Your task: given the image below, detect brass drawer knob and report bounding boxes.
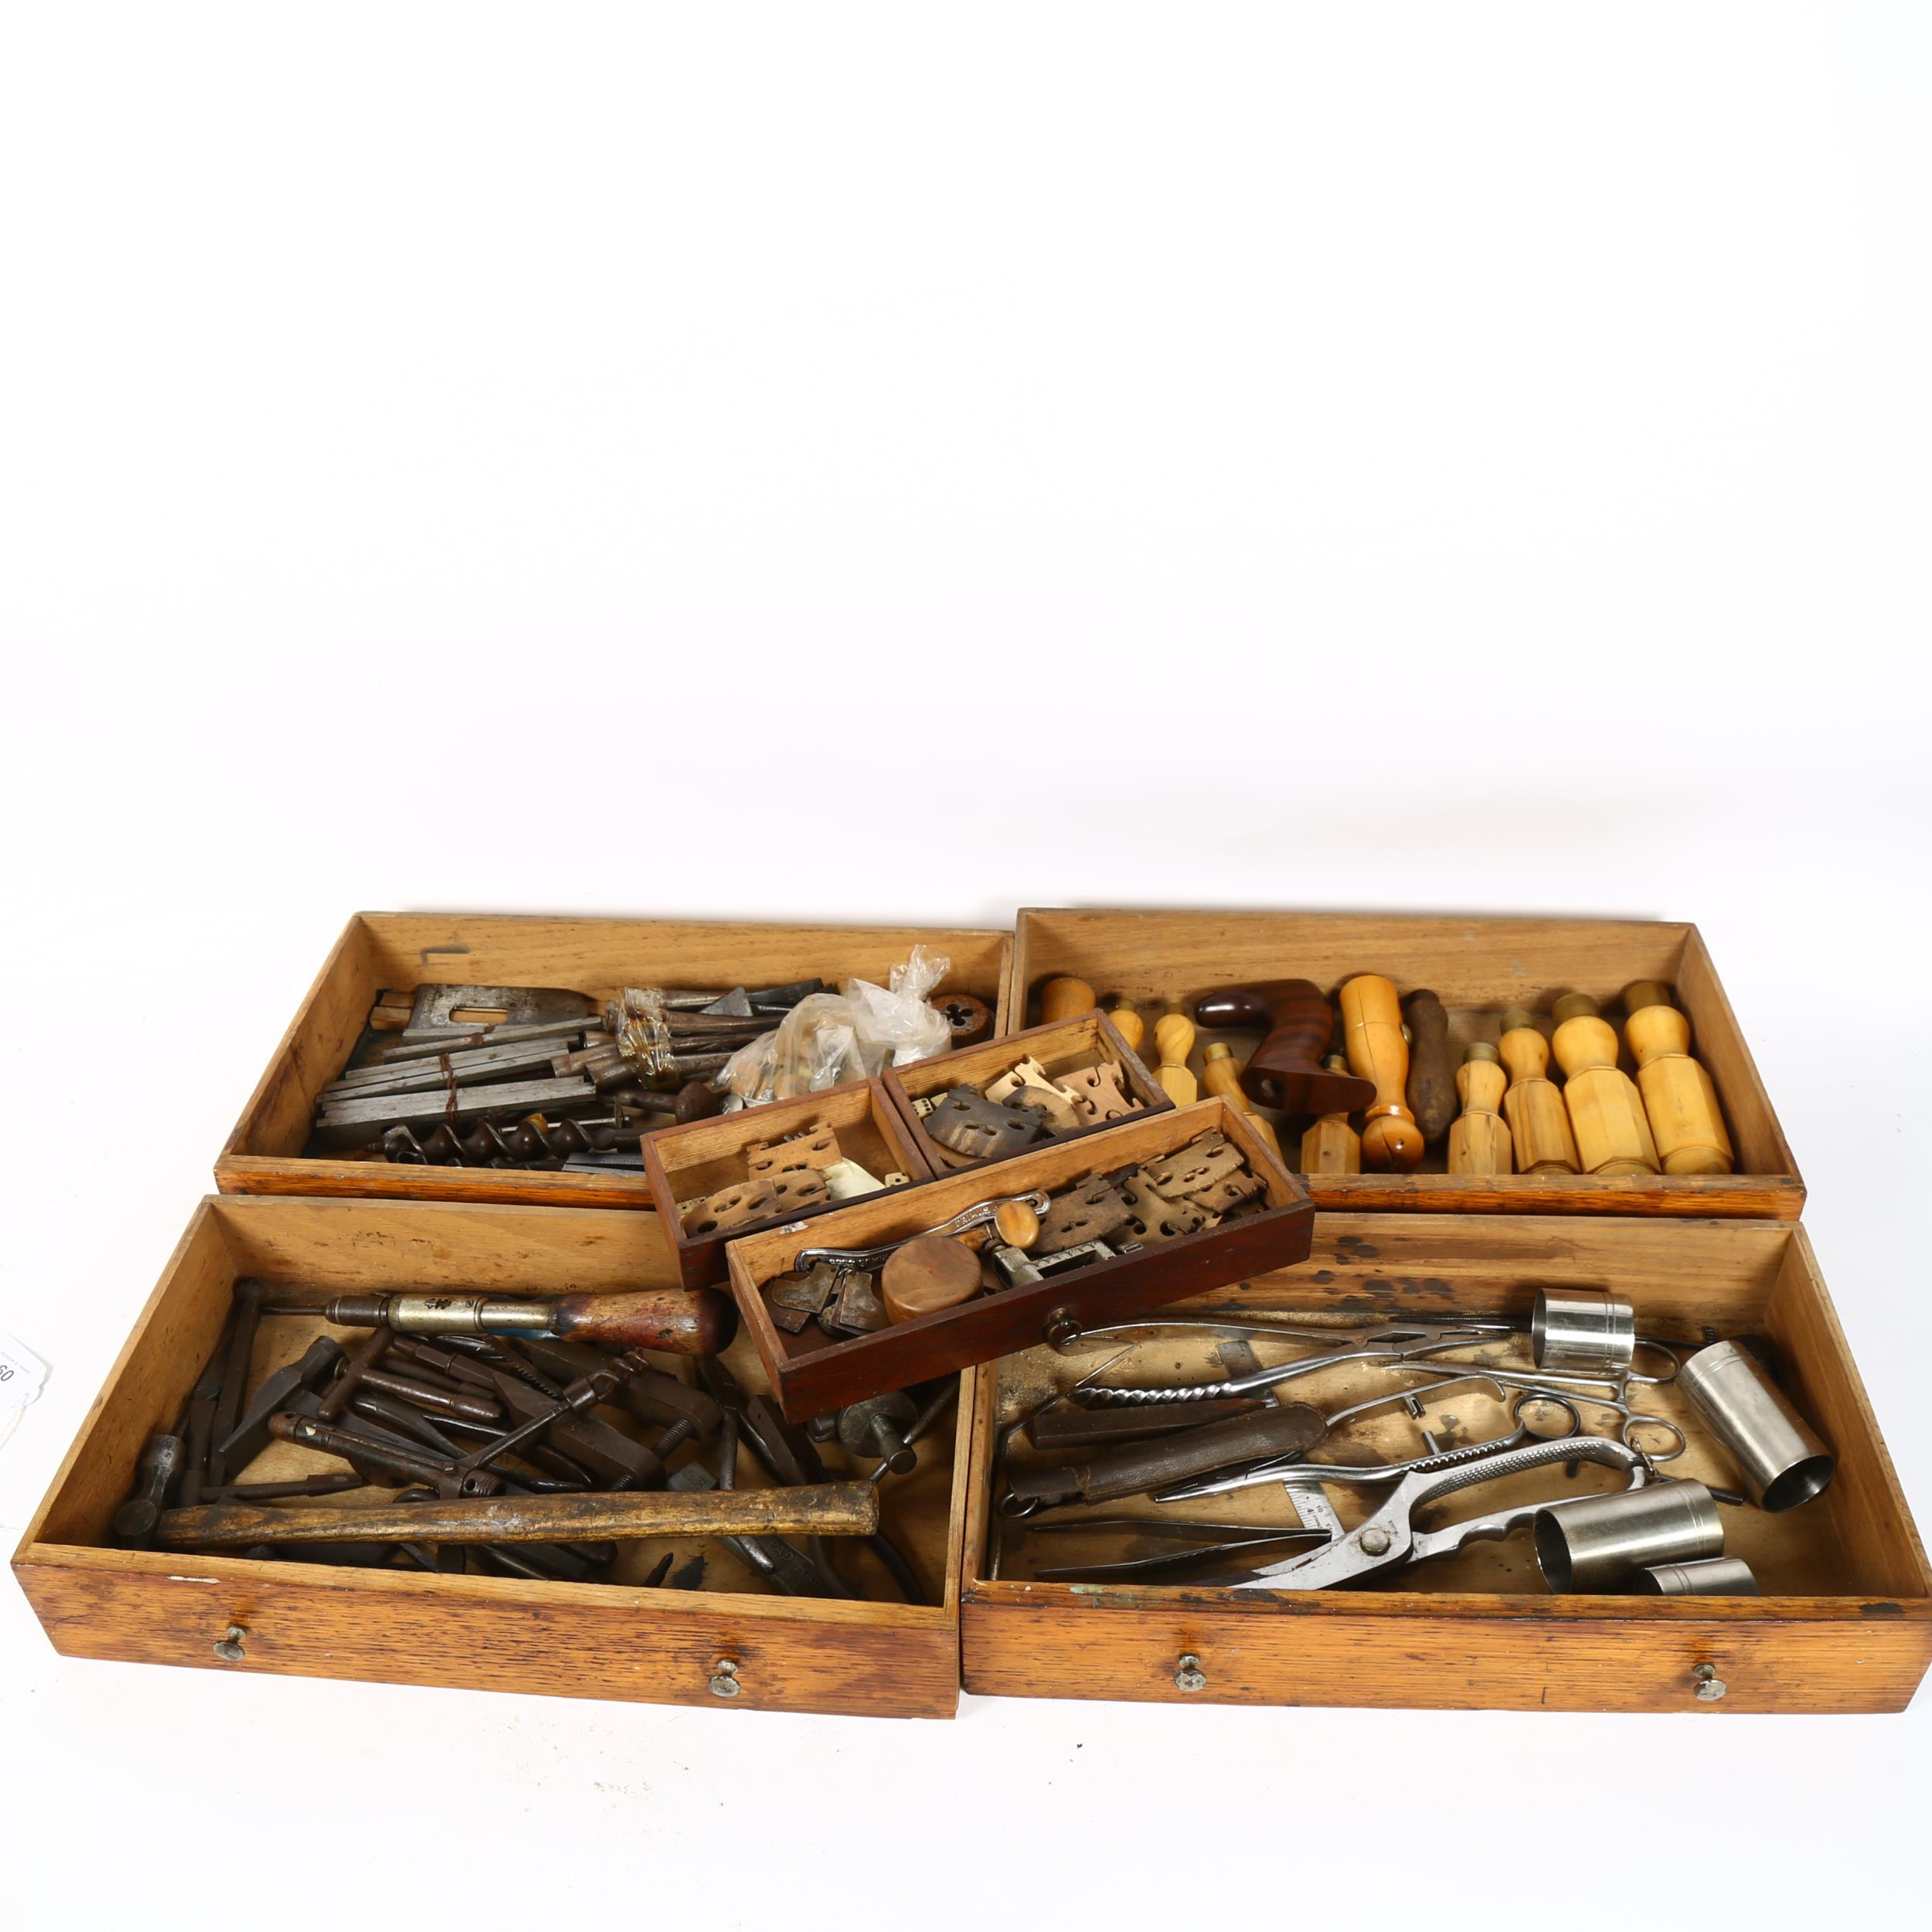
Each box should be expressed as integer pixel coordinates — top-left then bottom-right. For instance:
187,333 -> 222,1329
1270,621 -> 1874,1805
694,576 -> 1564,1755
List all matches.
1173,1653 -> 1207,1693
213,1623 -> 247,1664
1692,1662 -> 1728,1703
709,1657 -> 742,1699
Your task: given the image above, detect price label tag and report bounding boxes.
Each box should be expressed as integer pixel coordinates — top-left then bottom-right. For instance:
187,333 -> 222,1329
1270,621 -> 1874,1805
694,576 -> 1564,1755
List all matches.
0,1332 -> 49,1452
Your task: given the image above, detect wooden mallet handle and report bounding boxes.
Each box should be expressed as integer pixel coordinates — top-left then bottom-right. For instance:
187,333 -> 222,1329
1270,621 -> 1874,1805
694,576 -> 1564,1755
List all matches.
158,1483 -> 881,1548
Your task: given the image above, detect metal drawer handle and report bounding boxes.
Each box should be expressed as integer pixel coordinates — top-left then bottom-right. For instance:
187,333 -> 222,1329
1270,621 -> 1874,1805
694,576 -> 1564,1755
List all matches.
213,1623 -> 247,1664
709,1657 -> 742,1699
1173,1652 -> 1207,1693
1692,1662 -> 1727,1703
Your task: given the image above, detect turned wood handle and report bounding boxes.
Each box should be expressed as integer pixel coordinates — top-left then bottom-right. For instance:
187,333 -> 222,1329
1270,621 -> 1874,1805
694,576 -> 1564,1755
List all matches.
1339,975 -> 1423,1170
158,1482 -> 881,1547
1403,989 -> 1458,1144
1039,976 -> 1097,1022
1193,981 -> 1374,1117
551,1290 -> 736,1355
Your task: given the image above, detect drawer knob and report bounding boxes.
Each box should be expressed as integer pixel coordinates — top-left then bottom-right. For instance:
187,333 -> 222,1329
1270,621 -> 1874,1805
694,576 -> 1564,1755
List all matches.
708,1658 -> 743,1699
1173,1653 -> 1208,1693
1692,1662 -> 1728,1703
213,1623 -> 247,1664
1043,1308 -> 1083,1349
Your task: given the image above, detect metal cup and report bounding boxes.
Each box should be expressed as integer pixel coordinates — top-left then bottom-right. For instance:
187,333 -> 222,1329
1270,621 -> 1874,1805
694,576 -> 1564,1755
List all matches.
1677,1339 -> 1835,1512
1534,1480 -> 1724,1591
1531,1287 -> 1635,1372
1638,1557 -> 1760,1597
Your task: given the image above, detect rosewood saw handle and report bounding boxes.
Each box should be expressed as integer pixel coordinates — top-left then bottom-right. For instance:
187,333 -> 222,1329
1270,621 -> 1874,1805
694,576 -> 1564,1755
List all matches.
1192,981 -> 1375,1117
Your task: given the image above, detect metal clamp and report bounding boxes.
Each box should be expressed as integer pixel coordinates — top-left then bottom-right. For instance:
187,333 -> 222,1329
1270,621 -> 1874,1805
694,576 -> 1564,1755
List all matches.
213,1622 -> 247,1663
1173,1653 -> 1208,1692
709,1657 -> 743,1698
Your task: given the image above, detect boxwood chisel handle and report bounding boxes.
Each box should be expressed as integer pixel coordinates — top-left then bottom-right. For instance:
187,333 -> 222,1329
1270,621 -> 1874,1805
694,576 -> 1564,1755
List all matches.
157,1482 -> 882,1548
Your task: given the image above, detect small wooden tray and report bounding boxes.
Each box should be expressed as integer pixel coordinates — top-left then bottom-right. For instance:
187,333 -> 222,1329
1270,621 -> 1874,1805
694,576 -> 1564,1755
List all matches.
14,1195 -> 972,1719
961,1213 -> 1931,1715
214,912 -> 1012,1213
883,1012 -> 1170,1175
1012,907 -> 1802,1217
726,1097 -> 1315,1423
643,1078 -> 938,1291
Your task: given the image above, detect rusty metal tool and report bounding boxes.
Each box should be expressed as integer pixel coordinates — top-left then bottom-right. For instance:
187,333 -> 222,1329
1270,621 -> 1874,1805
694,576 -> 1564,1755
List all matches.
201,1472 -> 366,1503
268,1412 -> 506,1497
157,1484 -> 885,1551
1028,1517 -> 1328,1581
510,1336 -> 722,1439
316,1325 -> 393,1423
216,1336 -> 347,1474
205,1280 -> 264,1488
1002,1401 -> 1327,1514
112,1434 -> 187,1549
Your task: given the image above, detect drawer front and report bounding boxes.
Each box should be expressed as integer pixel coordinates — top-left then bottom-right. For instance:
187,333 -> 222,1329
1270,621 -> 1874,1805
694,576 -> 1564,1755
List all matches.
19,1557 -> 959,1719
960,1596 -> 1932,1715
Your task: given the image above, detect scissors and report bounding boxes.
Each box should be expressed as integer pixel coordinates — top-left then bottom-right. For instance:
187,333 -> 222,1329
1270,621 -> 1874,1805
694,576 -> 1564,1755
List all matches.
1222,1434 -> 1652,1591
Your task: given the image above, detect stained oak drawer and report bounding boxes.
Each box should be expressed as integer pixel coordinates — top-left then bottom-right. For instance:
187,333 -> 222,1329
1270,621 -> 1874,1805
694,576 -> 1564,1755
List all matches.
215,912 -> 1012,1213
14,1195 -> 972,1719
961,1214 -> 1931,1715
1012,908 -> 1800,1217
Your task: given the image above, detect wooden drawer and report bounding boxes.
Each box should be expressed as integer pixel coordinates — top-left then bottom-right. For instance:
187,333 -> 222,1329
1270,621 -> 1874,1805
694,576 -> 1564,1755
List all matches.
643,1078 -> 939,1290
13,1195 -> 971,1719
729,1097 -> 1314,1423
1012,908 -> 1800,1216
883,1013 -> 1171,1175
215,912 -> 1012,1213
961,1215 -> 1931,1714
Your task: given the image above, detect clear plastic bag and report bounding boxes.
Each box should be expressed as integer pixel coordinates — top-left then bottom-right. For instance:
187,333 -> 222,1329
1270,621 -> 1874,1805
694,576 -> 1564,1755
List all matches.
716,945 -> 954,1106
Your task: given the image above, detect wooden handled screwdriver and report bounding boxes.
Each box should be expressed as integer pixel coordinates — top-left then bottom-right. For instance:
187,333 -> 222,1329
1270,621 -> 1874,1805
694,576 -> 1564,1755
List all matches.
281,1289 -> 737,1358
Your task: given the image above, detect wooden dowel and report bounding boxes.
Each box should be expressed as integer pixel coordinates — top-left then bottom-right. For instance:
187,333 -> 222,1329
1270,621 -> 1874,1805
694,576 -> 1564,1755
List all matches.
158,1482 -> 880,1549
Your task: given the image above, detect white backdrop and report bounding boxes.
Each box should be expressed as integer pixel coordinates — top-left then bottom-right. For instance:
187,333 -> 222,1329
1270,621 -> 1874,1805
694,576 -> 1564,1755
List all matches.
3,5 -> 1927,1924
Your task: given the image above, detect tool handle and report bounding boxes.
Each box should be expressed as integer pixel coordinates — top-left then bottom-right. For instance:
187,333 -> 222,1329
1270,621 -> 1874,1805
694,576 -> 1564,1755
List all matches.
158,1481 -> 881,1548
549,1290 -> 736,1355
1410,1433 -> 1644,1509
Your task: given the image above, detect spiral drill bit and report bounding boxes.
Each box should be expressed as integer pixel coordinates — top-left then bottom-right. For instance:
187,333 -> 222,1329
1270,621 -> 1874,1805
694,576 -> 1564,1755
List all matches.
383,1113 -> 658,1168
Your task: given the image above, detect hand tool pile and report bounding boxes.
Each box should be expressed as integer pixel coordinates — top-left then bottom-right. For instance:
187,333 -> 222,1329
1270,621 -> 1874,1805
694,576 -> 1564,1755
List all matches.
992,1287 -> 1835,1595
1097,974 -> 1735,1179
679,1122 -> 914,1238
113,1277 -> 956,1601
309,979 -> 828,1169
762,1129 -> 1271,1337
